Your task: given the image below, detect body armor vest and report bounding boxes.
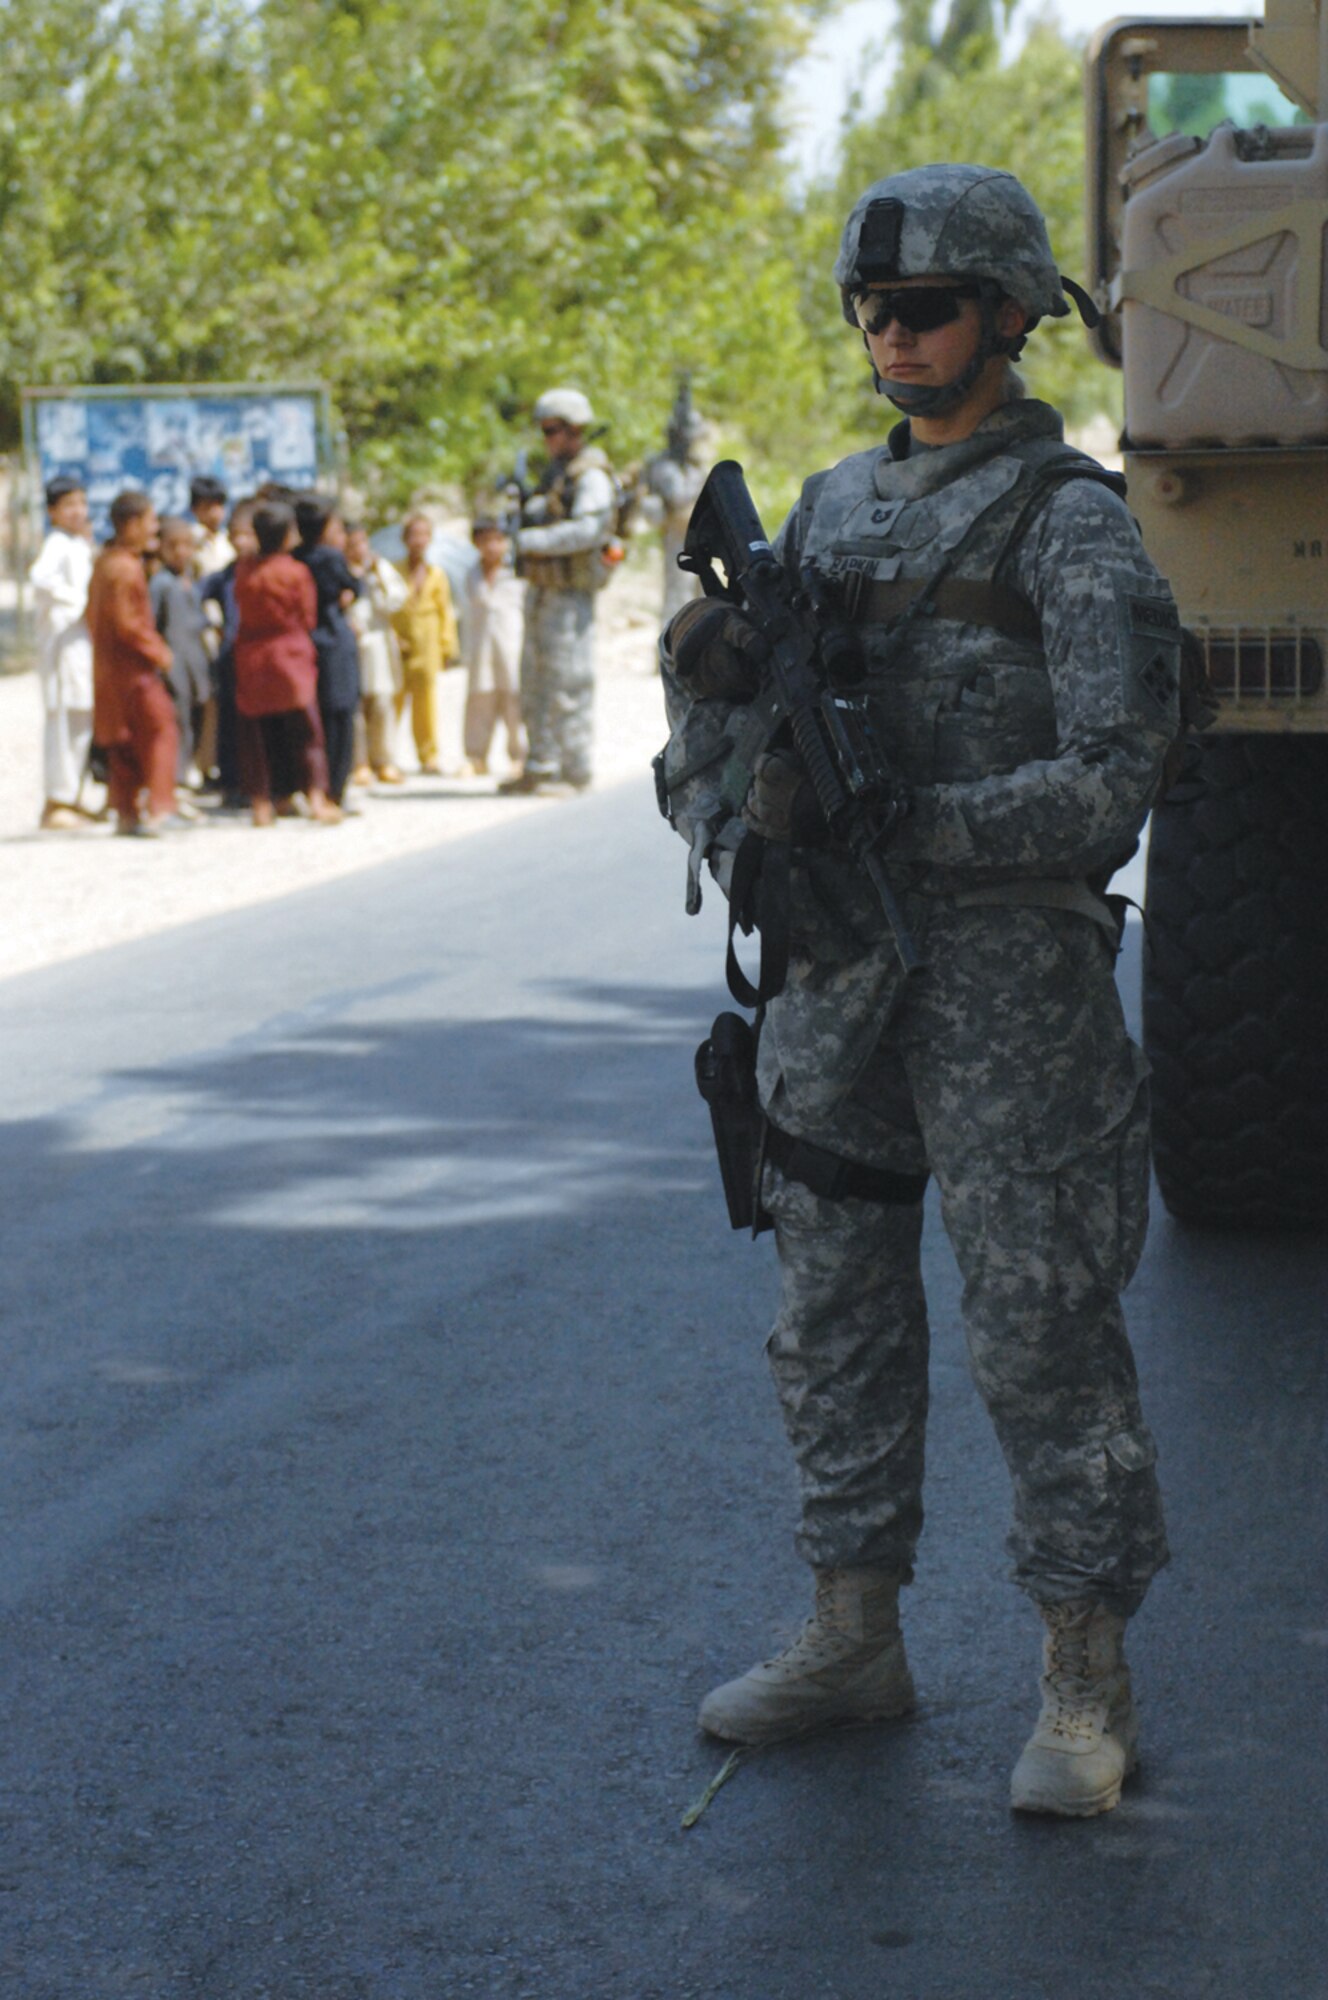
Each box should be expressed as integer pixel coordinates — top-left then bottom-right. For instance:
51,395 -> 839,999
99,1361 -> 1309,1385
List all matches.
522,445 -> 616,593
793,409 -> 1123,797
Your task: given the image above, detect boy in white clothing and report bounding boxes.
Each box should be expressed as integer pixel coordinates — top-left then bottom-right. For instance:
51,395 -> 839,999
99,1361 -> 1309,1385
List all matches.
28,478 -> 96,829
346,522 -> 409,783
190,476 -> 235,579
462,517 -> 526,777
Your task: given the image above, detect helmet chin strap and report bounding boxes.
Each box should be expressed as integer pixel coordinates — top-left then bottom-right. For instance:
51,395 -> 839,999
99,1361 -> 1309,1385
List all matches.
875,351 -> 986,417
867,289 -> 1019,419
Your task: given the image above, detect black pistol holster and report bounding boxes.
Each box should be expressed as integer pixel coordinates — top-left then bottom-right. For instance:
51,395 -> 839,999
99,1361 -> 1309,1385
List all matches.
694,1012 -> 772,1236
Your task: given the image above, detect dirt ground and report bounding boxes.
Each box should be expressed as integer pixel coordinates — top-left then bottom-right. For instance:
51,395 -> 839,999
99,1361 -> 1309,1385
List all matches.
0,554 -> 673,984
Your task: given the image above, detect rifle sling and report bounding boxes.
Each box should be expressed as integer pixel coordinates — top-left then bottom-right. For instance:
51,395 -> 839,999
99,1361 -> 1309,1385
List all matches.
849,575 -> 1041,646
726,833 -> 790,1009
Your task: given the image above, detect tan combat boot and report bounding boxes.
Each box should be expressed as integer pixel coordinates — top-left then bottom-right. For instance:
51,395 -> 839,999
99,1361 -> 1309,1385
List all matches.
1010,1599 -> 1139,1817
698,1568 -> 915,1746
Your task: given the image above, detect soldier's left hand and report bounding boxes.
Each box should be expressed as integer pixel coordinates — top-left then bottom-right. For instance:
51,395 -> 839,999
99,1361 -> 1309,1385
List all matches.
743,749 -> 830,846
666,599 -> 768,701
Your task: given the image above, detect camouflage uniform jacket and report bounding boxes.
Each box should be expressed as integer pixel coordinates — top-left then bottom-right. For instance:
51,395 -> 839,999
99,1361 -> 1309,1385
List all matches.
660,395 -> 1182,1125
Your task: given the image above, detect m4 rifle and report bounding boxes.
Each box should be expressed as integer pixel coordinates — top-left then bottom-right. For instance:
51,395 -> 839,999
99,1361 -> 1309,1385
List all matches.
679,458 -> 920,976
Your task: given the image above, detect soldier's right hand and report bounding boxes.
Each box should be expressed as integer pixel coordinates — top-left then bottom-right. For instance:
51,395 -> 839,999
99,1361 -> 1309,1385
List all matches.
742,749 -> 831,847
665,599 -> 768,702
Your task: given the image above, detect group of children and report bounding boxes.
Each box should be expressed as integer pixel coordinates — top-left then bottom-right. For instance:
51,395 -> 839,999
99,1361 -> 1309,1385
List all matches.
29,475 -> 528,836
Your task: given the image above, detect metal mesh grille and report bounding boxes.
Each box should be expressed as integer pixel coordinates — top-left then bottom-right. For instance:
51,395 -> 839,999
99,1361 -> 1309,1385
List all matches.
1198,627 -> 1325,704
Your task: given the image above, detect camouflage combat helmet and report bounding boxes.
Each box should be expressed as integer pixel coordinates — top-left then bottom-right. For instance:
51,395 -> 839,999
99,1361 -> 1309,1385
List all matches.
835,165 -> 1097,416
834,164 -> 1079,323
534,386 -> 595,428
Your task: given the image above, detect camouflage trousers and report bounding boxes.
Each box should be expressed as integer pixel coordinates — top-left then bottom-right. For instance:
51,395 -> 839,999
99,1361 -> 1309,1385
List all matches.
520,586 -> 595,785
759,901 -> 1170,1616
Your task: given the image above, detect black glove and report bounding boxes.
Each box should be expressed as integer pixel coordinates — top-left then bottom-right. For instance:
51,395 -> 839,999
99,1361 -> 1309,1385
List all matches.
742,749 -> 831,847
666,599 -> 768,702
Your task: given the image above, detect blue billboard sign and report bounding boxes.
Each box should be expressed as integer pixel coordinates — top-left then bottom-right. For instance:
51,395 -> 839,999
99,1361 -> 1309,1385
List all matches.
21,383 -> 334,540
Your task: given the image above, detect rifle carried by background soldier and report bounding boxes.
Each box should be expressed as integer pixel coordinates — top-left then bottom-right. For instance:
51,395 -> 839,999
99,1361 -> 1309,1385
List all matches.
665,373 -> 697,465
499,447 -> 531,578
641,373 -> 710,622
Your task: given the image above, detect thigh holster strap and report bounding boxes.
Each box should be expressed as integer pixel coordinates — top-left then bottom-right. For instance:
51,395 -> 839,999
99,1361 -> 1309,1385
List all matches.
764,1121 -> 929,1206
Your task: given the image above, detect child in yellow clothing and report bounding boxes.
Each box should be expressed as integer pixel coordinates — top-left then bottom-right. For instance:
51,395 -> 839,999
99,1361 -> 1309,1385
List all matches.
391,514 -> 459,774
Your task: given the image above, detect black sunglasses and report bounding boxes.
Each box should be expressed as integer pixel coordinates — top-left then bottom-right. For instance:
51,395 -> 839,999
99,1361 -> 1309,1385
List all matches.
852,284 -> 981,336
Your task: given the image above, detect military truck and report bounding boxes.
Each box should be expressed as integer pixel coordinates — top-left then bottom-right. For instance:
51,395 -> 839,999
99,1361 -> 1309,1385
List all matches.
1086,0 -> 1328,1227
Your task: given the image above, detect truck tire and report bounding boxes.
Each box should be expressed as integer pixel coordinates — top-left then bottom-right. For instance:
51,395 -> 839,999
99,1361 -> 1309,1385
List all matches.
1142,735 -> 1328,1229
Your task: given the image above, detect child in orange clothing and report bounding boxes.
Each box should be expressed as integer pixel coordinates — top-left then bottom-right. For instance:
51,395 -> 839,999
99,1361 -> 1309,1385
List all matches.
87,490 -> 180,836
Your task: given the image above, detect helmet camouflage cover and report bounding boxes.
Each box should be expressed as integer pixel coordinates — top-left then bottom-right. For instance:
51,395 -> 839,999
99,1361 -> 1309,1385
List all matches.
834,164 -> 1072,326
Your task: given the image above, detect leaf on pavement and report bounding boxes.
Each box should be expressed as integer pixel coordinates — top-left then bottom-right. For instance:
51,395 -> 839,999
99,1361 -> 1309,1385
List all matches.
680,1749 -> 744,1830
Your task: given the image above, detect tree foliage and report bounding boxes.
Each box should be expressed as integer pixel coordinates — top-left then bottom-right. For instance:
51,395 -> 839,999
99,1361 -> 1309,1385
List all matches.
0,0 -> 1115,510
0,0 -> 832,504
802,10 -> 1119,441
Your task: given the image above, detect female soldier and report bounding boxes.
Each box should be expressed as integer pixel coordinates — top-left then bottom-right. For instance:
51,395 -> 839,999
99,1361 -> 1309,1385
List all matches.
659,166 -> 1179,1818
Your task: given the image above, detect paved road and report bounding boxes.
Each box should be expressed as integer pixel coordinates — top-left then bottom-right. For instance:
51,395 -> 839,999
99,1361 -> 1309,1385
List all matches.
1,781 -> 1324,1999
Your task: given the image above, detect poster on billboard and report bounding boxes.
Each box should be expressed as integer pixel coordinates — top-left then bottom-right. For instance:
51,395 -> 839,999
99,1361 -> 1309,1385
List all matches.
21,383 -> 335,541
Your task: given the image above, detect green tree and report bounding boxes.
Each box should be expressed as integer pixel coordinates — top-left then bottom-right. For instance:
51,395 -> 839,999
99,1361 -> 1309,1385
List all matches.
0,0 -> 835,507
800,15 -> 1119,450
2,0 -> 1119,513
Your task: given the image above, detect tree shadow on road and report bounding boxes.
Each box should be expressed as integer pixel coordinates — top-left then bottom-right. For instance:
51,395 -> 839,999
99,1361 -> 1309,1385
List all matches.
0,974 -> 1325,1998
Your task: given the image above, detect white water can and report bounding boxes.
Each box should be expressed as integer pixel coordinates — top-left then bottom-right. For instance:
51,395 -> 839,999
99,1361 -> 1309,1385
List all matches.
1118,121 -> 1328,446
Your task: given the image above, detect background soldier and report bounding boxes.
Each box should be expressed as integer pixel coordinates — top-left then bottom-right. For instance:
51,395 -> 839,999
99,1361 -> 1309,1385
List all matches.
499,387 -> 616,796
658,165 -> 1178,1818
